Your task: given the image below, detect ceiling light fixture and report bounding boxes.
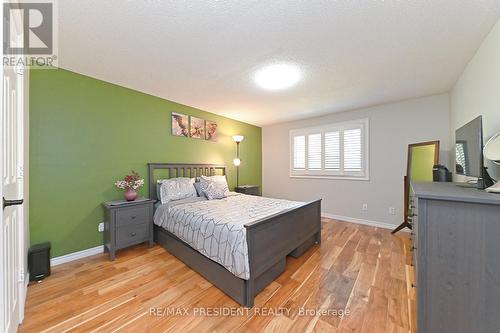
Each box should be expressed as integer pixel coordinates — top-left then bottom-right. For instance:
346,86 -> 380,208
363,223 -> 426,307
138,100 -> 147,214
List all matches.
253,63 -> 302,91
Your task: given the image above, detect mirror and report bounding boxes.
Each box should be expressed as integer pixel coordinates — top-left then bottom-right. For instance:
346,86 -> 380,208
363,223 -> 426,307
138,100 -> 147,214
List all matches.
392,140 -> 440,234
408,142 -> 440,182
484,132 -> 500,166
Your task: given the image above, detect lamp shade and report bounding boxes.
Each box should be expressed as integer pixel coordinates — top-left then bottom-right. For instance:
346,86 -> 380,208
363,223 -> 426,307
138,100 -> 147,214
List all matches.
233,158 -> 241,166
232,135 -> 244,143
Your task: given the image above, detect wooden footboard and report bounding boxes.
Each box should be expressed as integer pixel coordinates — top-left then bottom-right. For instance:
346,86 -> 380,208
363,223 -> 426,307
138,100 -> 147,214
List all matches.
244,199 -> 322,306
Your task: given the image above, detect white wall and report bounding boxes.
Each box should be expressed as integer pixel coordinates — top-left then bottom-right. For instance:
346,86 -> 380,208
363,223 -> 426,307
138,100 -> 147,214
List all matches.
450,19 -> 500,180
262,94 -> 450,227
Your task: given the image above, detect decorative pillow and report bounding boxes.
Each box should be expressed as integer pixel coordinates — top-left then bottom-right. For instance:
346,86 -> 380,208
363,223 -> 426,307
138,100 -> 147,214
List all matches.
193,182 -> 206,198
158,177 -> 196,204
199,175 -> 229,200
203,182 -> 227,200
199,175 -> 229,191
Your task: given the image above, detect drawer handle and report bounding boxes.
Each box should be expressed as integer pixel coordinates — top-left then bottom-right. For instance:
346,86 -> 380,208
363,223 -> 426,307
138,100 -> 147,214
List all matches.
410,246 -> 417,251
130,232 -> 137,237
131,216 -> 137,220
412,283 -> 417,288
410,213 -> 417,217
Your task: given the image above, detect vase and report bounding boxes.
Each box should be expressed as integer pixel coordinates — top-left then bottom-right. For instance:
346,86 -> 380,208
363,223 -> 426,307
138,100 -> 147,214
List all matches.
124,188 -> 138,201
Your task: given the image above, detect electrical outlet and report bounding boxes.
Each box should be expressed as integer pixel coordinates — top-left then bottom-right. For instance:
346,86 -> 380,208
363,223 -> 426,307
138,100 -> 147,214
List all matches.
362,203 -> 368,211
98,222 -> 104,232
389,207 -> 396,215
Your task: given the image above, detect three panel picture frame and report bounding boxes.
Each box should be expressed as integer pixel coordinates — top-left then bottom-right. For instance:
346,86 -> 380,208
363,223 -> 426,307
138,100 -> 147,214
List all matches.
171,112 -> 218,142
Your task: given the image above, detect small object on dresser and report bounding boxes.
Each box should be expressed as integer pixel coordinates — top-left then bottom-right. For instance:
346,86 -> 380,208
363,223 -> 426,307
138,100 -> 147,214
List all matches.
103,199 -> 155,261
432,164 -> 452,182
114,170 -> 145,201
28,242 -> 51,282
235,185 -> 260,196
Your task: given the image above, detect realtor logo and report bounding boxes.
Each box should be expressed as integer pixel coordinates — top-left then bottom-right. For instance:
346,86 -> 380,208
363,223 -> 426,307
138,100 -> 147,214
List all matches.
3,0 -> 58,68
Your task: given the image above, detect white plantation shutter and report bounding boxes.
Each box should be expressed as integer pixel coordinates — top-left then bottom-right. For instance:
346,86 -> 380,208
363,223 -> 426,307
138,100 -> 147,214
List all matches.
455,143 -> 467,174
290,119 -> 368,179
343,128 -> 362,171
293,135 -> 306,169
324,131 -> 340,170
308,133 -> 322,169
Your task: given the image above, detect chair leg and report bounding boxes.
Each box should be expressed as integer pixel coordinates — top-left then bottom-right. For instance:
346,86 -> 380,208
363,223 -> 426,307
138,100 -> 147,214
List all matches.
391,221 -> 412,234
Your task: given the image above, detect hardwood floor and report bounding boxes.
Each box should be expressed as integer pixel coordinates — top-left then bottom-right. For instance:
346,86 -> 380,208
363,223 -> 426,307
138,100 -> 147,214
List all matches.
19,218 -> 414,333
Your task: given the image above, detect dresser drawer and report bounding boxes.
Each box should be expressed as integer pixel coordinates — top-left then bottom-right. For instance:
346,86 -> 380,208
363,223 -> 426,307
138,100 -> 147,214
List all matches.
411,215 -> 418,247
412,247 -> 417,272
115,206 -> 149,227
409,197 -> 418,244
116,223 -> 149,248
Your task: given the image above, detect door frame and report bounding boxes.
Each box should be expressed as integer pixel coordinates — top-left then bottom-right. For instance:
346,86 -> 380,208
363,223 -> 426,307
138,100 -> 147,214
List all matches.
1,1 -> 29,328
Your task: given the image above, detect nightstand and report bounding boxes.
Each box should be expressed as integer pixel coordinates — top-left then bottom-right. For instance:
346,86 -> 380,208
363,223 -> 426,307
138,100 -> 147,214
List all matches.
103,198 -> 155,261
235,185 -> 260,196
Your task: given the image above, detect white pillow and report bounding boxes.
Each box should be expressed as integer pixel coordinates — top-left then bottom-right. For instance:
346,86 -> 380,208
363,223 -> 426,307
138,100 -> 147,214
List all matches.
159,177 -> 196,204
203,182 -> 226,200
199,175 -> 228,189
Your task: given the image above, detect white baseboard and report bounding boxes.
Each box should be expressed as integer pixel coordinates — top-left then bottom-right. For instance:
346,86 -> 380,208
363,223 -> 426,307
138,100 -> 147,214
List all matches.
50,214 -> 401,267
51,245 -> 104,267
19,272 -> 29,323
321,212 -> 403,231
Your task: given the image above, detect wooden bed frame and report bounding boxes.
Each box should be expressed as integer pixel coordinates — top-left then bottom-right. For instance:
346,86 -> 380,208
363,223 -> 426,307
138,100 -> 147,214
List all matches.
148,163 -> 321,307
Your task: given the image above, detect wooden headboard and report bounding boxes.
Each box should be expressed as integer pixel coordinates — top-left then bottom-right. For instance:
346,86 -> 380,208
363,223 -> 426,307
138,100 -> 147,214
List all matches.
148,163 -> 226,201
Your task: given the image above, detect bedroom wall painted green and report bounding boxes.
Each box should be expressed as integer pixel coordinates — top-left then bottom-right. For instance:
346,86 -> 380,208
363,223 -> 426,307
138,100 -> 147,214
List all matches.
30,68 -> 262,257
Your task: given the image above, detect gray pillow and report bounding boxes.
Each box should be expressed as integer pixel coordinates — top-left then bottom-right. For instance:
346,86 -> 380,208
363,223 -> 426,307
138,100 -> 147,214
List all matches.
193,182 -> 206,198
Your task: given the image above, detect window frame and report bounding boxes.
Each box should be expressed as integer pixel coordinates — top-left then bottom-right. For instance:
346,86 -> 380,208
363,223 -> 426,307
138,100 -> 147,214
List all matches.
289,118 -> 370,180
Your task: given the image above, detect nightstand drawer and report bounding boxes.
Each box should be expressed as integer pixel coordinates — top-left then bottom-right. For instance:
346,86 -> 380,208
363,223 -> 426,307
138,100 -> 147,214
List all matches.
115,206 -> 149,227
116,224 -> 148,248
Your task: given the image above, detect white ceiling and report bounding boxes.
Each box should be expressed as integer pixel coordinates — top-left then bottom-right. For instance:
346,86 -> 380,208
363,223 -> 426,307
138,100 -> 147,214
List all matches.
58,1 -> 500,126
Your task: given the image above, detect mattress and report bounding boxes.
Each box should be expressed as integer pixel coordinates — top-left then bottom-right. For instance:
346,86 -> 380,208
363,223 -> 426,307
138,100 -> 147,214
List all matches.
153,193 -> 302,280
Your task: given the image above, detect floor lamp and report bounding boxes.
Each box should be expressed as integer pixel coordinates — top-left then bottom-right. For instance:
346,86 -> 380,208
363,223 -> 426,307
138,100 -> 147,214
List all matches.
232,135 -> 244,187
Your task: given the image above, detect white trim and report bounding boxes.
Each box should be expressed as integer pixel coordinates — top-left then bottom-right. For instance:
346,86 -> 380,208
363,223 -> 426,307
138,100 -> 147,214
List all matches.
50,245 -> 104,267
290,175 -> 370,181
322,212 -> 407,231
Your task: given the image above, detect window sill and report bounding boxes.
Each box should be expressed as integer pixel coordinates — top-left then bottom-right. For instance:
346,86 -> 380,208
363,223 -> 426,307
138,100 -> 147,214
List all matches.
289,174 -> 370,181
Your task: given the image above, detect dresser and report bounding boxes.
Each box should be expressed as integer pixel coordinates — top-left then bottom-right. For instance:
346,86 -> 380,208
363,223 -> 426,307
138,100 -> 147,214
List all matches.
103,199 -> 155,260
410,182 -> 500,333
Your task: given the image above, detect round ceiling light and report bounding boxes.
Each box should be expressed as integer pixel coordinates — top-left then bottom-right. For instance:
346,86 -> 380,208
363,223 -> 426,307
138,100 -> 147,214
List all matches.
253,63 -> 302,91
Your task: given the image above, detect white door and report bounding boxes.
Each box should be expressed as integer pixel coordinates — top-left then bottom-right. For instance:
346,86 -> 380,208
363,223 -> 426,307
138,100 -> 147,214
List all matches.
1,5 -> 26,333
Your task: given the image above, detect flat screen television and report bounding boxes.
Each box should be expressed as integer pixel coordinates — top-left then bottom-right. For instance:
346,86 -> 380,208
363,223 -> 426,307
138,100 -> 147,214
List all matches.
455,116 -> 493,189
455,116 -> 484,178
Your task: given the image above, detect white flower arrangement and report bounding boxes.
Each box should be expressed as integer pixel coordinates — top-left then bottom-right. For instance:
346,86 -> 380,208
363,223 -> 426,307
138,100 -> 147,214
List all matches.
114,171 -> 144,190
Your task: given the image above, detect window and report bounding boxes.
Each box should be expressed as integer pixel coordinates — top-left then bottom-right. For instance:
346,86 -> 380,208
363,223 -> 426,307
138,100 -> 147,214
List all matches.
293,136 -> 306,169
290,118 -> 369,179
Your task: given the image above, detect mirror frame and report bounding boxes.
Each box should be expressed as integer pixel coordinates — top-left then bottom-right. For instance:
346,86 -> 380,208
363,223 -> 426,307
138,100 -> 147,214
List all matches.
484,132 -> 500,166
405,140 -> 440,222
